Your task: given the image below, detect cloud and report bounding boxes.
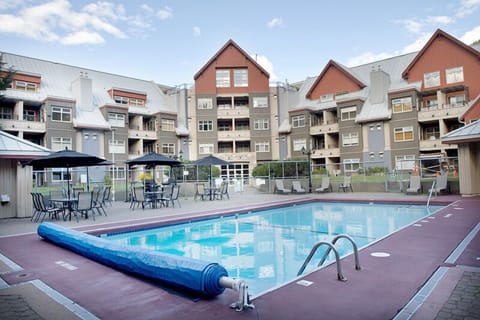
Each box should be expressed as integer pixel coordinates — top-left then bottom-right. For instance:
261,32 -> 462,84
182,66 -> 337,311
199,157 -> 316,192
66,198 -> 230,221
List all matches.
267,17 -> 284,28
425,15 -> 455,25
251,54 -> 277,80
460,25 -> 480,44
61,30 -> 104,45
456,0 -> 480,17
193,26 -> 201,37
156,6 -> 172,20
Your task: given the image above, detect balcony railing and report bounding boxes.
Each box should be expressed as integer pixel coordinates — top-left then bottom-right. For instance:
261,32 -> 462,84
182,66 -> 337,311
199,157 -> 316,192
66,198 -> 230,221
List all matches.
128,129 -> 157,140
310,122 -> 339,135
0,119 -> 46,132
418,102 -> 468,121
217,108 -> 249,118
311,147 -> 340,158
218,130 -> 251,140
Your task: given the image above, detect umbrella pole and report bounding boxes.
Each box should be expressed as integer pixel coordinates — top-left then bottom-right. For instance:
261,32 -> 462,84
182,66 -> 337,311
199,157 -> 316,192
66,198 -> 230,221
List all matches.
86,167 -> 90,191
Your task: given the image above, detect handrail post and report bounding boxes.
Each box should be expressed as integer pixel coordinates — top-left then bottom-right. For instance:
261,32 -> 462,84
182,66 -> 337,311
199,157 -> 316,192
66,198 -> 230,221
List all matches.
297,241 -> 346,281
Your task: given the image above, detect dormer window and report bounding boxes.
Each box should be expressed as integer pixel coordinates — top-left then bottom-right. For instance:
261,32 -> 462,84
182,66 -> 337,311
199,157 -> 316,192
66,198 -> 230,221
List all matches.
114,96 -> 129,104
15,81 -> 37,92
320,94 -> 334,102
109,88 -> 147,107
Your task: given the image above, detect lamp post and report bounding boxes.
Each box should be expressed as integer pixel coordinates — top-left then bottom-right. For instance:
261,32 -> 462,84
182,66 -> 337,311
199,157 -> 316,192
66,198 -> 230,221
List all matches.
301,146 -> 313,193
111,128 -> 116,201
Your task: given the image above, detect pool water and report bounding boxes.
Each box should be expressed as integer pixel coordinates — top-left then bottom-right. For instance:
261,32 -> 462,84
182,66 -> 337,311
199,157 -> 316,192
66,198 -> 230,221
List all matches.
103,202 -> 444,296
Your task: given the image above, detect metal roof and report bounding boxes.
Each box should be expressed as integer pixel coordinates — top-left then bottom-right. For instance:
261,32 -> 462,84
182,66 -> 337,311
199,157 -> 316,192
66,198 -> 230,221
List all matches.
442,120 -> 480,144
0,130 -> 51,159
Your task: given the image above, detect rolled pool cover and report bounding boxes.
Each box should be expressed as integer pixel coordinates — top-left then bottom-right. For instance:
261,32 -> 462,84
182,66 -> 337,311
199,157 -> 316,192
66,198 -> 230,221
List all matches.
37,222 -> 228,297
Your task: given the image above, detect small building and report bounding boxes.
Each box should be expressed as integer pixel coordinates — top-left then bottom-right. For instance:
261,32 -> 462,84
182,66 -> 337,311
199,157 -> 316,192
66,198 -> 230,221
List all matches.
0,130 -> 50,218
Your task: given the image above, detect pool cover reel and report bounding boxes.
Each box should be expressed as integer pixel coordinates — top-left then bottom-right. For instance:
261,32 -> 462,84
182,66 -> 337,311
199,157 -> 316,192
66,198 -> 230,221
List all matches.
37,222 -> 227,297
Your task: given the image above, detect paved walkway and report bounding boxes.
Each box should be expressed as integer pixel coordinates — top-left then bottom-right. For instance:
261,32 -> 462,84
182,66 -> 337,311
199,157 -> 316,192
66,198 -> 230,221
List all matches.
0,187 -> 478,319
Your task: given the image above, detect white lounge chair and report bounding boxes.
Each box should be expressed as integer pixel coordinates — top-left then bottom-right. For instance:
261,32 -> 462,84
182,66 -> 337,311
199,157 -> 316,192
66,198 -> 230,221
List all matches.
275,180 -> 291,194
315,176 -> 331,193
291,181 -> 306,193
406,175 -> 421,194
338,176 -> 353,192
429,174 -> 449,196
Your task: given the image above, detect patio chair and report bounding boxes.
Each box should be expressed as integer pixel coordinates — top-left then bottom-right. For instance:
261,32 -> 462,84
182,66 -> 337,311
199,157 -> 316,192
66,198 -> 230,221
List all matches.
275,180 -> 291,194
315,176 -> 332,193
214,181 -> 230,200
338,176 -> 353,192
92,187 -> 106,216
160,185 -> 181,207
429,174 -> 449,196
33,193 -> 63,222
406,175 -> 422,194
72,191 -> 94,222
131,187 -> 153,210
194,183 -> 210,201
291,181 -> 306,194
72,186 -> 84,199
102,186 -> 112,207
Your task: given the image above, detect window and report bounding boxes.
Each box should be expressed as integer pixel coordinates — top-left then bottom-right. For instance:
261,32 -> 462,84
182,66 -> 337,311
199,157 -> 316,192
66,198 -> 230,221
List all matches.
342,132 -> 359,146
425,127 -> 440,139
341,106 -> 356,121
253,97 -> 268,108
23,110 -> 36,121
448,95 -> 465,107
255,142 -> 270,152
51,137 -> 72,151
254,119 -> 269,130
425,98 -> 438,109
392,97 -> 413,113
15,81 -> 36,92
161,119 -> 175,131
162,143 -> 175,155
293,138 -> 306,151
395,155 -> 415,170
424,71 -> 440,88
198,98 -> 213,109
344,159 -> 360,172
199,143 -> 214,154
108,113 -> 125,127
394,126 -> 414,142
109,166 -> 125,181
130,98 -> 144,106
216,69 -> 230,87
51,106 -> 71,122
234,69 -> 248,87
446,66 -> 464,84
292,115 -> 305,128
113,96 -> 129,104
198,120 -> 213,132
0,107 -> 13,119
320,94 -> 334,102
109,139 -> 125,154
51,169 -> 71,182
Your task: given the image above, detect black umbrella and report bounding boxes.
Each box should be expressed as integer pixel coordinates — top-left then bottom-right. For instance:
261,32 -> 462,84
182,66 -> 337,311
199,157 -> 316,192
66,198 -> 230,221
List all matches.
126,153 -> 181,189
192,155 -> 230,188
27,148 -> 107,203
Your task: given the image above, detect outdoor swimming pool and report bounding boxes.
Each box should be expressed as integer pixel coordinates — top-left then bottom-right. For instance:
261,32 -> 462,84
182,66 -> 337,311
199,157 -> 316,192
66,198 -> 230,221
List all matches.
102,201 -> 444,296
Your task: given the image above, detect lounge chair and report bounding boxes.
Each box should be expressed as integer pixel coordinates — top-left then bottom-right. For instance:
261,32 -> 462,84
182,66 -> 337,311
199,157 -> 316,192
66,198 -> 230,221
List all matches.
338,176 -> 353,192
406,175 -> 421,194
429,174 -> 449,196
291,181 -> 306,193
315,176 -> 332,193
275,180 -> 291,194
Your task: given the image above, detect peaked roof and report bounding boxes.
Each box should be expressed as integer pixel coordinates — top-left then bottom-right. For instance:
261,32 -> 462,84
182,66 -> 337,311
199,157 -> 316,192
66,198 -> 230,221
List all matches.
442,120 -> 480,144
193,39 -> 270,80
402,29 -> 480,79
0,130 -> 50,159
306,60 -> 366,98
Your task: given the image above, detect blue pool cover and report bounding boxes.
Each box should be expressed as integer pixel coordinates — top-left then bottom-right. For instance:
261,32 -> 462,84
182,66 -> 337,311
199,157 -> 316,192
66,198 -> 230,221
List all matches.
37,222 -> 228,297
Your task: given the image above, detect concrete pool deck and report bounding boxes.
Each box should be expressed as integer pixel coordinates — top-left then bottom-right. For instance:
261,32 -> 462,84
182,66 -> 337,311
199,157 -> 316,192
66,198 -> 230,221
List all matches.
0,187 -> 479,319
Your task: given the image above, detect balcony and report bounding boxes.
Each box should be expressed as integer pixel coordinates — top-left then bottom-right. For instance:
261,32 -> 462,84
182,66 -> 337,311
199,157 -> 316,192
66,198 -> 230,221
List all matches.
217,108 -> 249,118
418,103 -> 468,122
311,147 -> 340,158
220,152 -> 256,162
310,122 -> 339,135
218,130 -> 251,140
0,119 -> 46,133
128,129 -> 157,140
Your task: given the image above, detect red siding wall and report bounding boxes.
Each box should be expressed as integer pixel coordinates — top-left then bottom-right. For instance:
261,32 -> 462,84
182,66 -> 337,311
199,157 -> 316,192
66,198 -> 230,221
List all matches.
308,65 -> 362,100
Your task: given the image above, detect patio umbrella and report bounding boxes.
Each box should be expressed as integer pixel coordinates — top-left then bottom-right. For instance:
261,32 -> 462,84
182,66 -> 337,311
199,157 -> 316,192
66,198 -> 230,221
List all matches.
126,152 -> 181,189
192,155 -> 230,188
27,148 -> 107,204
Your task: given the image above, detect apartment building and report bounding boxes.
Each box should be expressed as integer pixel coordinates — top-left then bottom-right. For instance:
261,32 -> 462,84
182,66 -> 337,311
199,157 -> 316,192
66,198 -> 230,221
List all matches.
1,28 -> 479,183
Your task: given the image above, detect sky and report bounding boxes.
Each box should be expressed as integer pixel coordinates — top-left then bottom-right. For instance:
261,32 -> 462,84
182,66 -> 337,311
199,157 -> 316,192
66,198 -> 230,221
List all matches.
1,0 -> 479,86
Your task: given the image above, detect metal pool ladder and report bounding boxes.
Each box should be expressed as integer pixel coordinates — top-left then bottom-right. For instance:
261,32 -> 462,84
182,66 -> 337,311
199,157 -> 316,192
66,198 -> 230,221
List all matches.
427,180 -> 436,208
297,234 -> 361,281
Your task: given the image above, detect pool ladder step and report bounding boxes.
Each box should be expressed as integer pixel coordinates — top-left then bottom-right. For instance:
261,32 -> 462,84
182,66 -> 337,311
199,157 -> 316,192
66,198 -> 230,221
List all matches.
297,234 -> 361,281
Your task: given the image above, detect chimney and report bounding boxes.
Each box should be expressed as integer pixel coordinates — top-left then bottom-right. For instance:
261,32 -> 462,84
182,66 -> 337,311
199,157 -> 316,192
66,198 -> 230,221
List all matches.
72,72 -> 94,111
369,66 -> 390,104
